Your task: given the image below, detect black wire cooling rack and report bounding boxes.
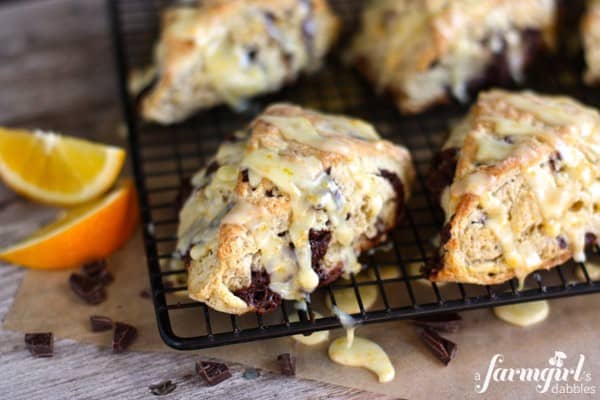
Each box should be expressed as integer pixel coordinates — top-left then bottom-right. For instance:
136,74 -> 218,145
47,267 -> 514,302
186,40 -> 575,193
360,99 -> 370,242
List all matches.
108,0 -> 600,350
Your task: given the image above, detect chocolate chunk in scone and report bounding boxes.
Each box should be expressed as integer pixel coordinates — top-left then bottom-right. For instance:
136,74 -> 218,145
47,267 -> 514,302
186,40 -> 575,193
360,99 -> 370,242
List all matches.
427,90 -> 600,286
349,0 -> 557,114
176,103 -> 415,314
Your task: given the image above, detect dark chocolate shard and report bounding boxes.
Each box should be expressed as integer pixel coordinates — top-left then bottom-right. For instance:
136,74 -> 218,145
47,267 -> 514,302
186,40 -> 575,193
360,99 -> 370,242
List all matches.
196,360 -> 232,386
90,315 -> 113,332
419,327 -> 457,366
112,322 -> 138,353
149,380 -> 177,396
233,270 -> 282,313
69,273 -> 107,305
412,313 -> 463,333
24,332 -> 54,357
277,353 -> 296,376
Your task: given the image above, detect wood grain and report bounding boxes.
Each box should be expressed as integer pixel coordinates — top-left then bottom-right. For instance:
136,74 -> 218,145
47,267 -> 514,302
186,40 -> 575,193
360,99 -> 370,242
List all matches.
0,1 -> 385,398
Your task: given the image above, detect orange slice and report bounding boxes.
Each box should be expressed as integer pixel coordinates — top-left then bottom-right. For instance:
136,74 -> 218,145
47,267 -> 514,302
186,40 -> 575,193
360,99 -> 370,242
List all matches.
0,128 -> 126,206
0,180 -> 139,269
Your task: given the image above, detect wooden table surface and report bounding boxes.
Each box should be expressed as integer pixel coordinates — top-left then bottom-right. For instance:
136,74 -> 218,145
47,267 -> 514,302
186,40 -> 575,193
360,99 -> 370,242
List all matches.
0,1 -> 386,399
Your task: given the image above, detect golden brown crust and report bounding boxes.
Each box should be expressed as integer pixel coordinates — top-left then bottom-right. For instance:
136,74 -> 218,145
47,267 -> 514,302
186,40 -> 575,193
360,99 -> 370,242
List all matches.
349,0 -> 557,114
429,90 -> 600,285
132,0 -> 340,124
177,104 -> 414,314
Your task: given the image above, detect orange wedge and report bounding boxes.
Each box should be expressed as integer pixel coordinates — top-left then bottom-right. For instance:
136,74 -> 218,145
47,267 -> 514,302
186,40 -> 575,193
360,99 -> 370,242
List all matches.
0,128 -> 126,206
0,180 -> 139,269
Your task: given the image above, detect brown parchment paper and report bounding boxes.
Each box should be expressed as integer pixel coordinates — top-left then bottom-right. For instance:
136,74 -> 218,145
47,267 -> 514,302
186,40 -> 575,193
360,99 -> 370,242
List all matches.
4,231 -> 600,399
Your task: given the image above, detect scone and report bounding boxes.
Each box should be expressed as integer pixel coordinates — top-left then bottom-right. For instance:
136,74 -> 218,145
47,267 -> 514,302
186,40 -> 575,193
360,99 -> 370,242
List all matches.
426,90 -> 600,285
348,0 -> 557,114
130,0 -> 340,124
175,104 -> 414,314
582,0 -> 600,85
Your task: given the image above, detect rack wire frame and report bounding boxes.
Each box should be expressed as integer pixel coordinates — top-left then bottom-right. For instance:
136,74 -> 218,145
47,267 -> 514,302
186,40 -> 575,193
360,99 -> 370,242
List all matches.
108,0 -> 600,350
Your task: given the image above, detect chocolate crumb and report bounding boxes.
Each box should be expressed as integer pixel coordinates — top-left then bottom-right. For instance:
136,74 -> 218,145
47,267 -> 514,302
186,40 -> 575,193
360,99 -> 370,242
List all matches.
277,353 -> 296,376
549,151 -> 563,173
139,288 -> 152,299
149,380 -> 177,396
413,313 -> 463,333
419,327 -> 457,366
241,169 -> 249,183
112,322 -> 137,353
243,368 -> 260,380
24,332 -> 53,357
196,360 -> 232,386
557,236 -> 568,249
69,273 -> 106,305
90,315 -> 113,332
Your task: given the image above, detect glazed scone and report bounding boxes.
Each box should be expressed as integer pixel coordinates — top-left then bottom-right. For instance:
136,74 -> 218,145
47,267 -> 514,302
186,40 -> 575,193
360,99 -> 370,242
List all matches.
175,104 -> 414,314
426,90 -> 600,285
348,0 -> 557,114
130,0 -> 340,124
582,0 -> 600,85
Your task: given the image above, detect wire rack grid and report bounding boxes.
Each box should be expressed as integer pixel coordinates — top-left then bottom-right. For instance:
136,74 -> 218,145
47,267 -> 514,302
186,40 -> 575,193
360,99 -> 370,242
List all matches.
108,0 -> 600,350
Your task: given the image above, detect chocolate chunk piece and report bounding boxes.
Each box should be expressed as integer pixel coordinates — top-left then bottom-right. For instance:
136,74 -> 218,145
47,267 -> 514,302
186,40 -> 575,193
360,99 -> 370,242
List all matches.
25,332 -> 53,357
81,259 -> 113,285
149,380 -> 177,396
196,360 -> 232,386
233,270 -> 282,313
426,148 -> 459,202
419,327 -> 457,366
557,236 -> 568,249
90,315 -> 113,332
139,288 -> 152,299
308,228 -> 342,286
277,353 -> 296,376
112,322 -> 138,353
69,273 -> 106,305
412,313 -> 463,333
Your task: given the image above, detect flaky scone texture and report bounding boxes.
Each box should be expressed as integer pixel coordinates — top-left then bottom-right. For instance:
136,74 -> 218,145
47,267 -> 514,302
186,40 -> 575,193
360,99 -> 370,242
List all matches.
427,90 -> 600,285
175,104 -> 414,314
131,0 -> 340,124
349,0 -> 557,114
582,0 -> 600,85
